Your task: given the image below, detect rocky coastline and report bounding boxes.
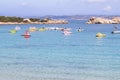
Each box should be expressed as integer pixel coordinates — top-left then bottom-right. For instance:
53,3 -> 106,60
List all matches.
0,16 -> 68,24
0,20 -> 68,24
86,17 -> 120,24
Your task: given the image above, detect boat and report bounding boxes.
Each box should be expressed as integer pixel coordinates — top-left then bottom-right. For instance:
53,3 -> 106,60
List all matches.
61,28 -> 72,35
96,32 -> 106,38
15,26 -> 21,31
111,30 -> 120,34
77,27 -> 84,32
29,27 -> 37,32
77,29 -> 84,32
9,29 -> 17,34
63,30 -> 72,35
111,26 -> 120,34
21,31 -> 31,38
39,27 -> 46,32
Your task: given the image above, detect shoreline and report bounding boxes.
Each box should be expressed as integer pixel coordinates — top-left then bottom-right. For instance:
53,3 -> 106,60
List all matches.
0,20 -> 68,25
0,22 -> 68,25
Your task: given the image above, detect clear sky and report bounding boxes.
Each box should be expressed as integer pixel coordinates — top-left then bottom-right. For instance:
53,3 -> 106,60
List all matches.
0,0 -> 119,16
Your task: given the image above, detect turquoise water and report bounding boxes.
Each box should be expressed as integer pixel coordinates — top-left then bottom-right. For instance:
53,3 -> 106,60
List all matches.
0,20 -> 120,80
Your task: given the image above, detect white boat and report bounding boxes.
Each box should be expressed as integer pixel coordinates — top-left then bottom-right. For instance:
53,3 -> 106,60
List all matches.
63,31 -> 72,35
77,29 -> 84,32
15,26 -> 21,31
111,30 -> 120,34
77,27 -> 84,32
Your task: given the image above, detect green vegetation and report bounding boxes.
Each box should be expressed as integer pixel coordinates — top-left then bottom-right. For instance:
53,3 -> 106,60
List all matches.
29,18 -> 40,22
40,18 -> 51,22
40,19 -> 48,22
0,16 -> 53,23
0,16 -> 23,22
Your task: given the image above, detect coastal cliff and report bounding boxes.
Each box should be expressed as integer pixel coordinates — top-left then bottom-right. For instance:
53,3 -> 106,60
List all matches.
86,17 -> 120,24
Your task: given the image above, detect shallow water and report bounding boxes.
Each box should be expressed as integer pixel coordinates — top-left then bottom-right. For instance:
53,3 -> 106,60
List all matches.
0,20 -> 120,80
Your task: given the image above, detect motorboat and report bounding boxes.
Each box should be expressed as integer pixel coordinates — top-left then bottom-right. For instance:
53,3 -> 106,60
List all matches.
111,30 -> 120,34
77,28 -> 84,32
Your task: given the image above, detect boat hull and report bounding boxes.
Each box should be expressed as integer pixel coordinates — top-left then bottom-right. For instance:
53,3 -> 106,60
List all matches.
111,31 -> 120,34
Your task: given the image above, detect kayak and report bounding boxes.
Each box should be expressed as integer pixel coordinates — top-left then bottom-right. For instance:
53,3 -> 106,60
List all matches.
21,31 -> 31,38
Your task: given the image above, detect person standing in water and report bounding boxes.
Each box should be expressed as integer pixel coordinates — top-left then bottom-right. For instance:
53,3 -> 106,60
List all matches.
114,26 -> 118,31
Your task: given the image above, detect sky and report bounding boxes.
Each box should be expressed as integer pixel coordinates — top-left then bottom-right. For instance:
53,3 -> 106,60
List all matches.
0,0 -> 119,17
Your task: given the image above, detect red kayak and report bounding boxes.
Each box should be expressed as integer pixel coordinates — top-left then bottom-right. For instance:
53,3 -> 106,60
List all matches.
21,31 -> 31,38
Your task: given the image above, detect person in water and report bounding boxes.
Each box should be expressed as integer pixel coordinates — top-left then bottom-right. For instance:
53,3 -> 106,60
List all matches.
114,26 -> 118,31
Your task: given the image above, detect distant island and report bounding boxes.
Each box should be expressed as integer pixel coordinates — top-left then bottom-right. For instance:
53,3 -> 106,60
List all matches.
40,15 -> 120,20
0,16 -> 68,24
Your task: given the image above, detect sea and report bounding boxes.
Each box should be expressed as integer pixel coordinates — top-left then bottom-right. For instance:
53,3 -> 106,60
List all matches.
0,20 -> 120,80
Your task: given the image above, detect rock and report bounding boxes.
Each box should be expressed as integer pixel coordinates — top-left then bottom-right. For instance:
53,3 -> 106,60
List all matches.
47,20 -> 68,24
86,17 -> 120,24
112,17 -> 120,24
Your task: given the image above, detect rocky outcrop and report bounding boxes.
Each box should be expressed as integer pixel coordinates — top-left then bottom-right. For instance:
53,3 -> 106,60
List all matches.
112,17 -> 120,24
44,20 -> 68,24
86,17 -> 120,24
